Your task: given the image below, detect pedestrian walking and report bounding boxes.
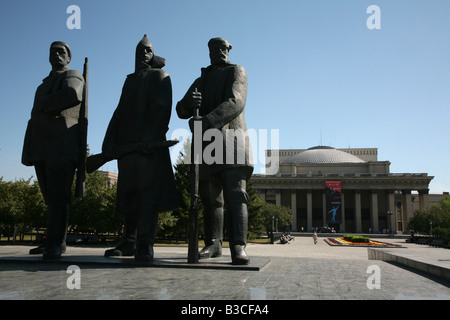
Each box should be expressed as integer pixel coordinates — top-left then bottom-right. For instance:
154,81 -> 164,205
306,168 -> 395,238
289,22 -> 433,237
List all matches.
313,232 -> 318,245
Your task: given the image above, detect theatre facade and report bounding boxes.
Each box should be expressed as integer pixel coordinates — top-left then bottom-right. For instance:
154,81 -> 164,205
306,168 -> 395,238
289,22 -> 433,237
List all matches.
250,146 -> 434,234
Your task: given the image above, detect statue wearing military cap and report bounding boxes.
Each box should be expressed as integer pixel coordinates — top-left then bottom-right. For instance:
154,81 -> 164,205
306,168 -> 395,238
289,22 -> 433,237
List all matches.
22,41 -> 85,259
176,37 -> 253,265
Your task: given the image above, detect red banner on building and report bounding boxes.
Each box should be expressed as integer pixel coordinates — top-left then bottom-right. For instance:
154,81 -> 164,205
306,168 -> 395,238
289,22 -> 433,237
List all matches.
325,181 -> 342,224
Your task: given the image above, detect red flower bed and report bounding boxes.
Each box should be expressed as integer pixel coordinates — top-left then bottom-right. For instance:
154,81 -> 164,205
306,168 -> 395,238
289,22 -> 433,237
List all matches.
325,237 -> 404,248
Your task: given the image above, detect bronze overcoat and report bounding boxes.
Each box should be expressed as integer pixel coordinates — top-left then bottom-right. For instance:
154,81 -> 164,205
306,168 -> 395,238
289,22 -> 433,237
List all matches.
102,65 -> 178,215
22,67 -> 84,166
176,62 -> 253,180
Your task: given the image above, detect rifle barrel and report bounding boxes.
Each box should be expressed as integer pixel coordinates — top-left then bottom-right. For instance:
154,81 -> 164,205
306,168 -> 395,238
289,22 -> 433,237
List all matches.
188,107 -> 201,263
75,57 -> 88,198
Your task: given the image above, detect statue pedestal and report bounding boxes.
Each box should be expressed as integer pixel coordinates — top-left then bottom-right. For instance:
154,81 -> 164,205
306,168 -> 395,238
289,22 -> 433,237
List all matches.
0,246 -> 269,271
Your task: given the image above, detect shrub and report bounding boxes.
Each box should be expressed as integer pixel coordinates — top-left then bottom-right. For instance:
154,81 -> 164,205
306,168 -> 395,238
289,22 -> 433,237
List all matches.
432,227 -> 450,239
344,235 -> 370,243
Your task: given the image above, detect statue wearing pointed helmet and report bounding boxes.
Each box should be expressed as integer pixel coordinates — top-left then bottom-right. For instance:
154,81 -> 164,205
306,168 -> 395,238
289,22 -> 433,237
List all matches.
101,35 -> 178,262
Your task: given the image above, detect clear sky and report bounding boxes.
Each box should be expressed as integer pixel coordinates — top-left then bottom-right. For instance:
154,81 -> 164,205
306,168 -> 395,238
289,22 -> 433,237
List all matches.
1,0 -> 449,194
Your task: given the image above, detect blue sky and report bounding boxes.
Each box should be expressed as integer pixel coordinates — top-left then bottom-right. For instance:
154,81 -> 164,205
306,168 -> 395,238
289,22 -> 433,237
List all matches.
1,0 -> 449,194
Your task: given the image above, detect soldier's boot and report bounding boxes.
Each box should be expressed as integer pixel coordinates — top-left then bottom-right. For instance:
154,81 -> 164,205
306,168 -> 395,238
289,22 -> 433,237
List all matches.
199,207 -> 223,259
135,213 -> 159,263
30,240 -> 66,255
228,202 -> 250,265
43,201 -> 69,260
104,214 -> 137,257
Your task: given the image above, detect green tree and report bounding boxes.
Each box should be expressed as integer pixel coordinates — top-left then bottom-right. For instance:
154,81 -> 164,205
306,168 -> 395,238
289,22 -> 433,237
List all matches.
171,159 -> 191,240
168,137 -> 204,241
0,177 -> 46,241
408,195 -> 450,236
19,179 -> 47,235
0,178 -> 13,239
69,171 -> 122,236
255,199 -> 292,234
157,211 -> 179,238
247,181 -> 265,239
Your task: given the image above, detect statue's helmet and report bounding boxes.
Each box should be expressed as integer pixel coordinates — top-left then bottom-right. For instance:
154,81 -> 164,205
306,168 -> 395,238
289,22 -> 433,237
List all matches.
135,34 -> 166,69
136,34 -> 153,60
50,41 -> 72,59
208,37 -> 232,51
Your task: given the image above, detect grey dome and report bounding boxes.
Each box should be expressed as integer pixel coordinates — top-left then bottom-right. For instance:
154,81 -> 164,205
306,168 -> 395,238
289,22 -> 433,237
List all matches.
283,146 -> 365,164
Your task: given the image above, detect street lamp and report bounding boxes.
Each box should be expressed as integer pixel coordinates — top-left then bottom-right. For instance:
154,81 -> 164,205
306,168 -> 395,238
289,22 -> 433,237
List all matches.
270,216 -> 275,244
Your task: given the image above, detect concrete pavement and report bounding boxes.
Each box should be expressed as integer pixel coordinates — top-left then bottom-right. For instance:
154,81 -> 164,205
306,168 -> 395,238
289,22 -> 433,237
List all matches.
0,235 -> 449,301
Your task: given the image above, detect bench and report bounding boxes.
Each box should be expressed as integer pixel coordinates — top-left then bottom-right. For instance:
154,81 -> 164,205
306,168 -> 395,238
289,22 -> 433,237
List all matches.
416,237 -> 431,245
429,239 -> 444,247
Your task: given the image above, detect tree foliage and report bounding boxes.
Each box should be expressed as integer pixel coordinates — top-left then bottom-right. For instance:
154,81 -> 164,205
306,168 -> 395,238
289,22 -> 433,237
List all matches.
1,147 -> 294,242
408,195 -> 450,237
69,171 -> 121,236
167,140 -> 204,241
0,177 -> 46,240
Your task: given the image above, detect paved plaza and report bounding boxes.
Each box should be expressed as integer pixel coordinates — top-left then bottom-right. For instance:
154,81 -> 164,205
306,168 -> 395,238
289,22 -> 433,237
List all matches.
0,235 -> 449,303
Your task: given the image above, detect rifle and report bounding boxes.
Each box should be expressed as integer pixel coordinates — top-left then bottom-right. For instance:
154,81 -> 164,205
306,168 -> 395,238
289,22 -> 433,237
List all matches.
188,88 -> 201,263
86,139 -> 179,174
75,57 -> 88,198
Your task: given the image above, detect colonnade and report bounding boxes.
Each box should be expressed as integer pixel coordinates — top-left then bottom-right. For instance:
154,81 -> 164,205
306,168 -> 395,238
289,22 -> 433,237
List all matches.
258,188 -> 430,233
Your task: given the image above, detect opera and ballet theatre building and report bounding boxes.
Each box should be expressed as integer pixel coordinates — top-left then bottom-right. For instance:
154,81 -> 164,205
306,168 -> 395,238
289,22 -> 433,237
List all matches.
250,146 -> 437,234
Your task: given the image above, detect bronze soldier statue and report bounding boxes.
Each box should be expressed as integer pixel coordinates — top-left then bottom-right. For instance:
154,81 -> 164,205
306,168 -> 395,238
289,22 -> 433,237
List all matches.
22,41 -> 86,259
101,35 -> 178,262
176,38 -> 253,265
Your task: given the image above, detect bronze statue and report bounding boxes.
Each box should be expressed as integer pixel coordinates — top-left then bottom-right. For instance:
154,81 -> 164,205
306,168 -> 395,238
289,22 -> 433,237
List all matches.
22,41 -> 86,259
176,38 -> 253,265
100,35 -> 178,262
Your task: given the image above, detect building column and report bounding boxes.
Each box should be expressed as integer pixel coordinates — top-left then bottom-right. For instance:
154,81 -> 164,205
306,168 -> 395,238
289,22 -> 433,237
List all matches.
259,189 -> 266,202
355,189 -> 362,233
370,190 -> 379,233
275,189 -> 281,207
307,189 -> 313,232
418,189 -> 429,211
402,190 -> 413,232
340,192 -> 346,232
291,189 -> 297,231
322,190 -> 327,227
387,189 -> 396,234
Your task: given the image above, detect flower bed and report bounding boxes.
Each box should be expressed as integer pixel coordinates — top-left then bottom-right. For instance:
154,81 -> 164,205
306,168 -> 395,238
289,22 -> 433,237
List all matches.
343,235 -> 370,243
325,237 -> 404,248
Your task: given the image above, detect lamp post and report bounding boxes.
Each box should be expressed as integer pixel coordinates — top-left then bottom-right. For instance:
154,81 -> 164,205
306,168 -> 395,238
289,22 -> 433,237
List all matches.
272,216 -> 275,233
270,216 -> 275,244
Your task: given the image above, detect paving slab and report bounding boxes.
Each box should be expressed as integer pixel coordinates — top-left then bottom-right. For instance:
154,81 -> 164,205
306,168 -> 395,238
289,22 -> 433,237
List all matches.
368,245 -> 450,281
0,236 -> 449,302
0,248 -> 270,271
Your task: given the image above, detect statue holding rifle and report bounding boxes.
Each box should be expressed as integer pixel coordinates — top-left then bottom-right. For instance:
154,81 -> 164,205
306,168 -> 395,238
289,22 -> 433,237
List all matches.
22,41 -> 87,259
176,38 -> 253,265
96,34 -> 178,262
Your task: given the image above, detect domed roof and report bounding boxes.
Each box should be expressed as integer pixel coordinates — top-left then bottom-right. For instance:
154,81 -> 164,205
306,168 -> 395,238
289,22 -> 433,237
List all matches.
283,146 -> 365,164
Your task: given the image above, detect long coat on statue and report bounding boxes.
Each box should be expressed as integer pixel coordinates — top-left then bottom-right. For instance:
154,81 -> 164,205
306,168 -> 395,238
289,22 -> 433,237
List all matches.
22,67 -> 84,167
102,60 -> 178,215
21,66 -> 85,204
176,62 -> 253,180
